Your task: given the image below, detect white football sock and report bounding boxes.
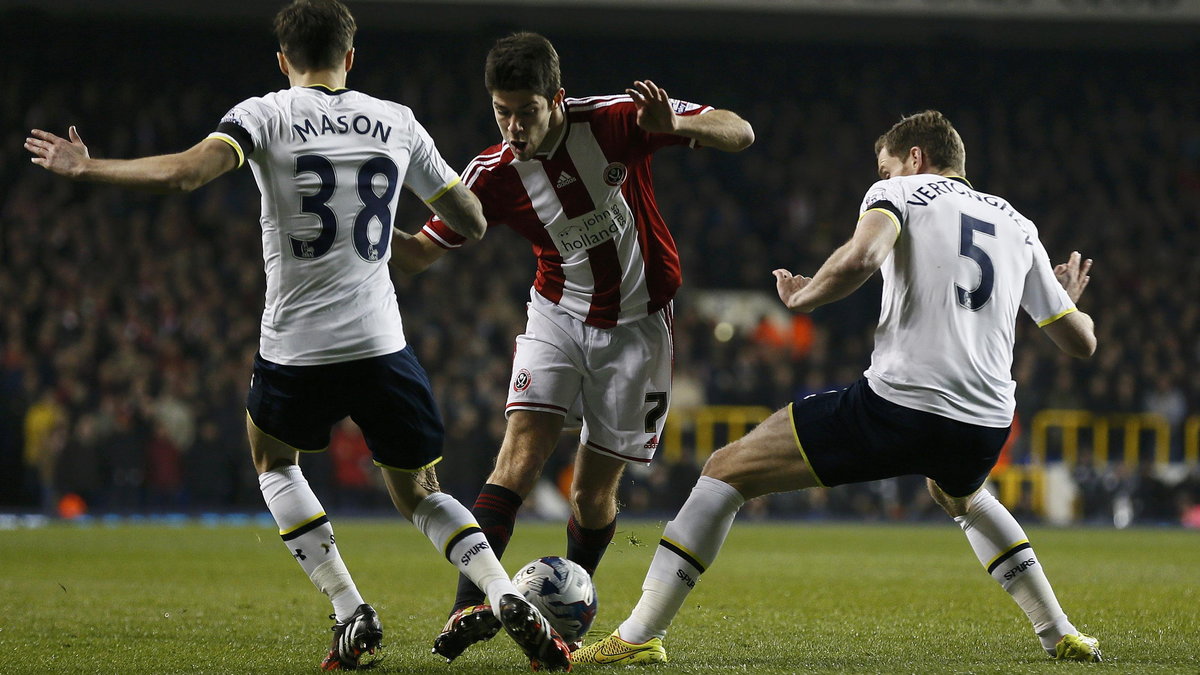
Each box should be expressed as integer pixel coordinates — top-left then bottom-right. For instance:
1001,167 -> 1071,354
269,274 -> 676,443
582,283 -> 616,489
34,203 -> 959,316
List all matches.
259,465 -> 364,621
620,476 -> 745,643
955,487 -> 1076,654
412,492 -> 520,612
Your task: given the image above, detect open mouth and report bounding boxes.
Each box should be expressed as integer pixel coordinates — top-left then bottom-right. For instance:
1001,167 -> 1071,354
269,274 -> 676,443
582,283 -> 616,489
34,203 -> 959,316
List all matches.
510,140 -> 528,153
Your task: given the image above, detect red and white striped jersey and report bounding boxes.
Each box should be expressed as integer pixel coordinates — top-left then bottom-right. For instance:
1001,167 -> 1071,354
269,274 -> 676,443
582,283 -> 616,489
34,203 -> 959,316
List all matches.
422,94 -> 712,328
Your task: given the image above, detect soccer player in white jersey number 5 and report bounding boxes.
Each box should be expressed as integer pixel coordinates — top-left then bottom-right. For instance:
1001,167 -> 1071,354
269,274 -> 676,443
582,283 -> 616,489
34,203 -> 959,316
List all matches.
575,111 -> 1104,666
25,2 -> 572,671
390,32 -> 753,660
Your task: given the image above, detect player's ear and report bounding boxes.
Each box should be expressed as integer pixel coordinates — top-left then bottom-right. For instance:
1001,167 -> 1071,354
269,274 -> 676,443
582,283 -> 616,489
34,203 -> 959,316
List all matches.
908,146 -> 924,172
277,52 -> 290,77
344,48 -> 355,74
551,88 -> 566,107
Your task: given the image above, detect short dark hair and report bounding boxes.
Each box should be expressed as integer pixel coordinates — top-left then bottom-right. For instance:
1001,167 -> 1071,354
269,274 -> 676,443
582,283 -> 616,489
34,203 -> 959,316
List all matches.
484,32 -> 561,100
273,0 -> 356,73
875,110 -> 966,175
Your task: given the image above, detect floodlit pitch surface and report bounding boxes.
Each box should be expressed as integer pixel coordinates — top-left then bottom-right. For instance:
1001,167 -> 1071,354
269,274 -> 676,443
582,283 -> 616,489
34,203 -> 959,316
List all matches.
2,520 -> 1196,673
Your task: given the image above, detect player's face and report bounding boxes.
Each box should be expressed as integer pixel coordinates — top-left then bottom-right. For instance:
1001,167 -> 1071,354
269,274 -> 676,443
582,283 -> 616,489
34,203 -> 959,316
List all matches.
492,89 -> 562,161
877,147 -> 918,180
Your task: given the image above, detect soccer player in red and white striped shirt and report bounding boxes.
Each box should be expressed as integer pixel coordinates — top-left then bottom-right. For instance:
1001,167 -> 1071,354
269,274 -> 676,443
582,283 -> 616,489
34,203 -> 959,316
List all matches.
393,32 -> 753,661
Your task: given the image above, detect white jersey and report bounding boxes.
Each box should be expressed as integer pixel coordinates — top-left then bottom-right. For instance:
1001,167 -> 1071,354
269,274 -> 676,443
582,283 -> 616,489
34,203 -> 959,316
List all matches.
207,85 -> 459,365
858,174 -> 1075,427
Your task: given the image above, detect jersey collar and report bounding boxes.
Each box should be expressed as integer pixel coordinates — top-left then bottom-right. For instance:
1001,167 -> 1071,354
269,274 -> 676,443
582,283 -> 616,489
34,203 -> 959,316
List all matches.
534,99 -> 570,160
303,84 -> 351,96
946,175 -> 973,189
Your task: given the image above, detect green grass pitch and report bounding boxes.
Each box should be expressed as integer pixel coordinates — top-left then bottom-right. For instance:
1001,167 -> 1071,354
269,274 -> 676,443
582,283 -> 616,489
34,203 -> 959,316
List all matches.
2,519 -> 1197,673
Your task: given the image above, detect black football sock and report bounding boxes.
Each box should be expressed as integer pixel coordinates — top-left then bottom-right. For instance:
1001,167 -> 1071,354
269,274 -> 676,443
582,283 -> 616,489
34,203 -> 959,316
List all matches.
565,515 -> 616,577
451,483 -> 523,613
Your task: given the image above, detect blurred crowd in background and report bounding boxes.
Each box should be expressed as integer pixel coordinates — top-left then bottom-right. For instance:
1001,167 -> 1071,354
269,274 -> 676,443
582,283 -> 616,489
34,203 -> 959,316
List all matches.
2,17 -> 1198,526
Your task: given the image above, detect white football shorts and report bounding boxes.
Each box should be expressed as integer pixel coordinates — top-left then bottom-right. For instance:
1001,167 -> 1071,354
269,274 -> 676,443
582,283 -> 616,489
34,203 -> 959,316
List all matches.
506,291 -> 673,464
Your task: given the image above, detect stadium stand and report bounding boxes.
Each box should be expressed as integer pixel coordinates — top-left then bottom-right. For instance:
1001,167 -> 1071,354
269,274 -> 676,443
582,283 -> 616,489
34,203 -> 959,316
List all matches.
2,7 -> 1197,525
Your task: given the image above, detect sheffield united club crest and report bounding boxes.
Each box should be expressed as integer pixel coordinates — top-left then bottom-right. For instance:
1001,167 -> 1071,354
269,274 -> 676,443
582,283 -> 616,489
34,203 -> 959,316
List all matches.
513,369 -> 532,392
603,162 -> 627,187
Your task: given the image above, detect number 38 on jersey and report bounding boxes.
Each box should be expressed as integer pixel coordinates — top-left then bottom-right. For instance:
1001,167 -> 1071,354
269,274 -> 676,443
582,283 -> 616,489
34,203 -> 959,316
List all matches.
292,154 -> 399,263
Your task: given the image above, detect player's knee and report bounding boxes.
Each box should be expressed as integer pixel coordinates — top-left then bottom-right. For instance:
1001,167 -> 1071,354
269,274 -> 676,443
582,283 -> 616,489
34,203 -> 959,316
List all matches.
415,465 -> 441,494
251,448 -> 296,474
699,441 -> 743,485
927,478 -> 971,517
570,483 -> 617,518
489,447 -> 544,482
382,469 -> 435,520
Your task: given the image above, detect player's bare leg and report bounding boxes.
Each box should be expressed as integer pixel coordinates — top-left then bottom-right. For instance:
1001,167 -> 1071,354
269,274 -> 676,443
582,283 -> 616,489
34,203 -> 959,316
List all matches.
700,408 -> 821,498
435,411 -> 566,661
380,463 -> 438,520
565,447 -> 624,580
569,446 -> 625,527
930,480 -> 1101,661
579,408 -> 819,664
489,410 -> 568,494
249,419 -> 378,670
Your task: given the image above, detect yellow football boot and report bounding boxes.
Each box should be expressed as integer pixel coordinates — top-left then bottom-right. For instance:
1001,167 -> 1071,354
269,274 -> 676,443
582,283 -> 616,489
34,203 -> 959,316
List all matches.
573,629 -> 667,666
1053,633 -> 1103,662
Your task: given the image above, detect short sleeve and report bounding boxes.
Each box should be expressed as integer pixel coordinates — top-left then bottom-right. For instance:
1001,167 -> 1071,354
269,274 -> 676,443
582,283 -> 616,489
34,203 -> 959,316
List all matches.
206,100 -> 268,169
404,117 -> 460,204
858,178 -> 905,232
1021,232 -> 1076,326
422,167 -> 503,250
421,217 -> 465,250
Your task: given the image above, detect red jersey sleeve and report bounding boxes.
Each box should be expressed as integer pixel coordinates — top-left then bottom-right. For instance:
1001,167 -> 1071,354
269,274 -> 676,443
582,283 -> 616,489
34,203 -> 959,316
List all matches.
421,146 -> 511,250
583,96 -> 713,154
649,98 -> 714,151
421,215 -> 466,250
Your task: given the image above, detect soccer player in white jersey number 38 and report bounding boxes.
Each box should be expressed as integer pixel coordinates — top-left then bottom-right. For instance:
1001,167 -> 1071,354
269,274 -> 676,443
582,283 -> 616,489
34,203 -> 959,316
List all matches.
575,111 -> 1104,666
390,32 -> 754,660
26,1 -> 571,671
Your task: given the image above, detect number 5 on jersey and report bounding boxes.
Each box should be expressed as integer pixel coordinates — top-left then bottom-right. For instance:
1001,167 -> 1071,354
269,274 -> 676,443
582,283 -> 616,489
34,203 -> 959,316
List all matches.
956,213 -> 995,311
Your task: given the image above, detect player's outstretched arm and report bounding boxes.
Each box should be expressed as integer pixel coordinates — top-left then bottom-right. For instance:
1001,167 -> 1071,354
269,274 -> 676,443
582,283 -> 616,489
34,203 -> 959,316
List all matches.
394,182 -> 486,275
1042,250 -> 1097,358
427,182 -> 486,242
625,80 -> 753,152
1053,250 -> 1092,303
1042,311 -> 1096,359
774,210 -> 897,313
25,127 -> 236,192
391,231 -> 449,276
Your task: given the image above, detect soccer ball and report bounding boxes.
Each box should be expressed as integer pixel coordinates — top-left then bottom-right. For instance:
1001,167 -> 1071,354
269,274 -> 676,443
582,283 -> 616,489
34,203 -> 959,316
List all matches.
511,556 -> 597,643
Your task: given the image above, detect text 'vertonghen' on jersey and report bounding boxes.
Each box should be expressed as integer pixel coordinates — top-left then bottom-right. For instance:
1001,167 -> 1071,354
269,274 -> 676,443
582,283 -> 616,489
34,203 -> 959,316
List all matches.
421,94 -> 713,329
901,177 -> 1021,223
858,174 -> 1075,427
206,85 -> 460,366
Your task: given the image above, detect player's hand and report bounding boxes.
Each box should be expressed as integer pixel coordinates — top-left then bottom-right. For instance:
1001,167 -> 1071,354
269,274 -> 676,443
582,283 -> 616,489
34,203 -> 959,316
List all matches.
1053,250 -> 1092,303
25,126 -> 90,178
773,268 -> 813,311
625,80 -> 677,134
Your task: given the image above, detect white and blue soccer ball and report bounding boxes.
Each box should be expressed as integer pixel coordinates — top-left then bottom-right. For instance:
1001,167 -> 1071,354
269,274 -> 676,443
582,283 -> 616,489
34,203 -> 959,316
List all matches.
512,556 -> 598,643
